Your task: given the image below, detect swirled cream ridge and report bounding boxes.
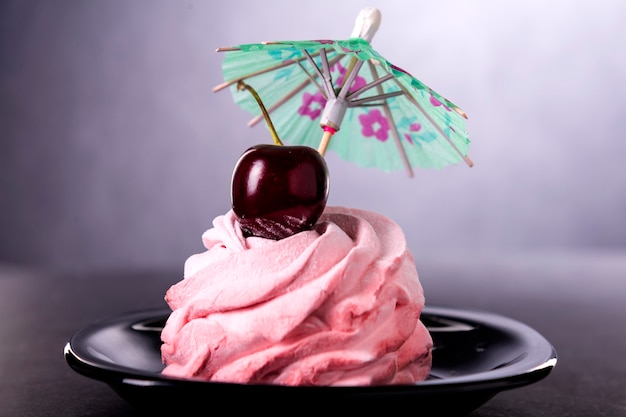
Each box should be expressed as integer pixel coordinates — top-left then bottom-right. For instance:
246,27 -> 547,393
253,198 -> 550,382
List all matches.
160,206 -> 432,386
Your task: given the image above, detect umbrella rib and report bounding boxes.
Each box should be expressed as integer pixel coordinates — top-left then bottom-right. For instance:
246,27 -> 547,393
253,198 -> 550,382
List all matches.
213,49 -> 324,93
347,73 -> 395,100
296,61 -> 327,100
337,58 -> 365,99
368,61 -> 414,177
247,54 -> 343,127
393,78 -> 473,167
215,46 -> 241,52
303,49 -> 335,99
318,48 -> 336,98
348,91 -> 404,107
384,105 -> 414,177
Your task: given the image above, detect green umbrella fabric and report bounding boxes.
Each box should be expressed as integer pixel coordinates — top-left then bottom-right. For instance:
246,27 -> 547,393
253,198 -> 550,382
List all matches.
215,38 -> 472,173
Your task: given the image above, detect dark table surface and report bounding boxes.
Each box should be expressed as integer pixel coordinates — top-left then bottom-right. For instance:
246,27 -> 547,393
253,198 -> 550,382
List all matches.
2,249 -> 625,417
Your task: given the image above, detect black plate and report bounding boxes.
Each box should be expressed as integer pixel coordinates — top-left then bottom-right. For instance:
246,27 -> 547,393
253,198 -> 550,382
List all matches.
65,307 -> 556,416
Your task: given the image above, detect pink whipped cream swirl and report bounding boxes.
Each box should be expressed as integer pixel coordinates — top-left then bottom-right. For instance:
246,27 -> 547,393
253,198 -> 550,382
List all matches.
160,206 -> 432,386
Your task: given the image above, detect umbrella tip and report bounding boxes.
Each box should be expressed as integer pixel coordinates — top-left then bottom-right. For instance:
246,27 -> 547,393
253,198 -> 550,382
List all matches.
351,7 -> 382,43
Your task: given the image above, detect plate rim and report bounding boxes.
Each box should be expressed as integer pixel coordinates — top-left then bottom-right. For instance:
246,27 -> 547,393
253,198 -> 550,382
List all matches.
64,305 -> 557,394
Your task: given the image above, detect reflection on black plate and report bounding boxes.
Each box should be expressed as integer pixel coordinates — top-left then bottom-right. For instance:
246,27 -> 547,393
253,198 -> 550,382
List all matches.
65,307 -> 556,416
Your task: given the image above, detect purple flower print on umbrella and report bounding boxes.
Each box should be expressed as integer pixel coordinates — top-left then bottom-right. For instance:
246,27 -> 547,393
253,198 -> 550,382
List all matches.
430,94 -> 451,112
410,123 -> 422,132
359,109 -> 390,141
404,123 -> 421,144
298,92 -> 326,120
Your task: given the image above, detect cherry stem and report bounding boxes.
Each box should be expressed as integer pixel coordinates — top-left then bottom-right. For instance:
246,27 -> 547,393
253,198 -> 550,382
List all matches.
237,80 -> 283,146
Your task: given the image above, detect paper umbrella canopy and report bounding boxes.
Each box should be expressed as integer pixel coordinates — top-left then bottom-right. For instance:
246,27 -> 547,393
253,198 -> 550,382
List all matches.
214,8 -> 472,176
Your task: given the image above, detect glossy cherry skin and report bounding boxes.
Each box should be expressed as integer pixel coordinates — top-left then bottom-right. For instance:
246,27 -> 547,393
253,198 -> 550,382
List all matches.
231,144 -> 329,240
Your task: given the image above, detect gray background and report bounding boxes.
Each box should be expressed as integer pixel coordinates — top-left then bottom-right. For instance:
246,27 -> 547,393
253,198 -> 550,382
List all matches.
1,0 -> 625,272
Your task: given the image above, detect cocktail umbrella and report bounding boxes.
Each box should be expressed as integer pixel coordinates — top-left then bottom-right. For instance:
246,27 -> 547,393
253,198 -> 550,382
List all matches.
214,8 -> 472,176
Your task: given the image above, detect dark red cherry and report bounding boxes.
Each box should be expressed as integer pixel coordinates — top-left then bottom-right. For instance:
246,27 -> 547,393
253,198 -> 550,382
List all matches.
231,144 -> 329,240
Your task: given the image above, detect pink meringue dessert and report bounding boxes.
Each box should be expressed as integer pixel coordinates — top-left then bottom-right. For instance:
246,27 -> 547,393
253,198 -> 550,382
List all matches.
160,206 -> 432,386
